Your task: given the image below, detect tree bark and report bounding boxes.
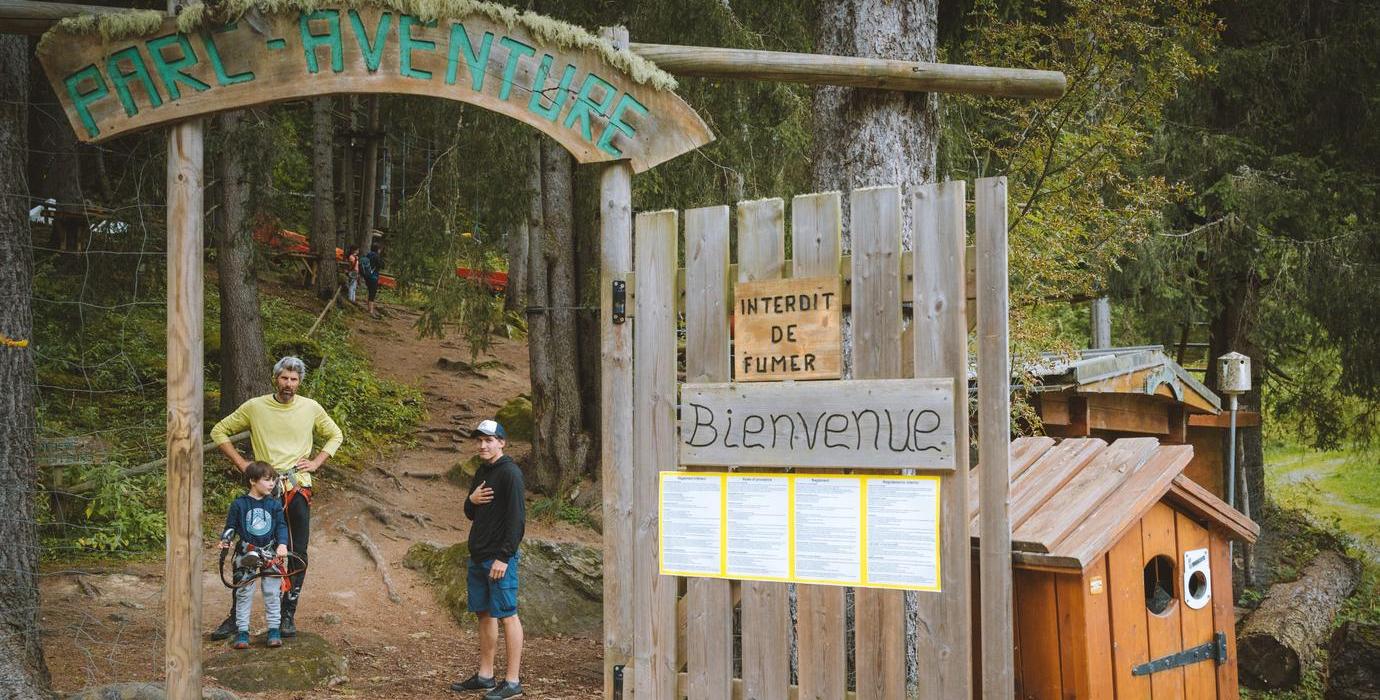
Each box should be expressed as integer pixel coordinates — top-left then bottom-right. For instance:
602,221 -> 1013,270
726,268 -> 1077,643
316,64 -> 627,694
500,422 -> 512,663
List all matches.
503,213 -> 529,316
215,110 -> 268,415
338,96 -> 357,247
812,0 -> 938,247
1239,550 -> 1359,690
0,33 -> 54,699
311,97 -> 337,300
357,96 -> 381,255
526,138 -> 592,495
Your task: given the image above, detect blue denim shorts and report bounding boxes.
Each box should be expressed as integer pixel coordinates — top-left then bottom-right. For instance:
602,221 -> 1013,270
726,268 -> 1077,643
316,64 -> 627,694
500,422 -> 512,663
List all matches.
466,554 -> 519,618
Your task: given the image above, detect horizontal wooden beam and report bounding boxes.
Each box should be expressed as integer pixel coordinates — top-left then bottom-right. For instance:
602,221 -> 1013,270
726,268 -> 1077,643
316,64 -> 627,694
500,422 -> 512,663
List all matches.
631,42 -> 1067,99
1188,411 -> 1261,428
0,2 -> 1066,100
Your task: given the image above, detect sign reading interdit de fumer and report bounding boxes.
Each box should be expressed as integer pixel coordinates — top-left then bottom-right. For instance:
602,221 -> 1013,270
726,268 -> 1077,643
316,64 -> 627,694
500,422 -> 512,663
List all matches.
37,7 -> 712,172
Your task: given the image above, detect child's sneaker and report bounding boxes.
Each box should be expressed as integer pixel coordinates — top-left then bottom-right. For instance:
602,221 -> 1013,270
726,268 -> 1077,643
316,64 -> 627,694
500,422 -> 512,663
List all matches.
232,631 -> 250,650
450,673 -> 497,692
267,628 -> 282,647
483,681 -> 523,699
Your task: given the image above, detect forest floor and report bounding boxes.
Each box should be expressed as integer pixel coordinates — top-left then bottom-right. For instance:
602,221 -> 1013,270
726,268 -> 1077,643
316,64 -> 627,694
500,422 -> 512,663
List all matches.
38,296 -> 605,699
1265,445 -> 1380,561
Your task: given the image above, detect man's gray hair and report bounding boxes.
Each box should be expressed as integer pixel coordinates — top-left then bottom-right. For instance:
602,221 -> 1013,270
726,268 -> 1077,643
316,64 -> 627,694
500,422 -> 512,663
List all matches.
273,356 -> 307,380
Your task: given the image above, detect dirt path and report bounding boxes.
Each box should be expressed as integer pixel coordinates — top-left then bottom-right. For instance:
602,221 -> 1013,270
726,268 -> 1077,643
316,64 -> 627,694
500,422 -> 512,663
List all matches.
40,302 -> 603,698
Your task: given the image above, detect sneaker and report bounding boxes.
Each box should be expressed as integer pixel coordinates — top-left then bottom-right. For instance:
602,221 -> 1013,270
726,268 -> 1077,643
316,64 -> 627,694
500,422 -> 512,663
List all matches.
267,628 -> 282,647
450,673 -> 497,692
232,631 -> 249,650
483,681 -> 523,699
209,614 -> 236,641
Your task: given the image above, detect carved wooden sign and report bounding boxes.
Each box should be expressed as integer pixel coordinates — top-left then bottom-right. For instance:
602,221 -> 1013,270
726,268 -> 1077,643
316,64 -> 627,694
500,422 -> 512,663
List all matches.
680,378 -> 955,469
734,275 -> 841,381
37,7 -> 713,172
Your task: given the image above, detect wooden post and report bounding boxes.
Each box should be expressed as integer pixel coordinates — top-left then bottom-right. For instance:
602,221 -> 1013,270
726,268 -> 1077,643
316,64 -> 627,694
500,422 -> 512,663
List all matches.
912,181 -> 972,700
683,205 -> 733,700
976,176 -> 1014,700
736,197 -> 791,700
850,185 -> 906,699
164,43 -> 205,698
599,26 -> 634,697
633,209 -> 679,699
791,192 -> 847,700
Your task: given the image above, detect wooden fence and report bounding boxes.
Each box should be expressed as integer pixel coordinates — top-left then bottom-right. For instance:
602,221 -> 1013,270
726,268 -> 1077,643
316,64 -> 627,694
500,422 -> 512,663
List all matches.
608,179 -> 1012,699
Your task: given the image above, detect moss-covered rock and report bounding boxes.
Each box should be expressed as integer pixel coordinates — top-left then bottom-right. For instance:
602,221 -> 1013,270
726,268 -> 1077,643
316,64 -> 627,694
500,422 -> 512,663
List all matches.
67,683 -> 238,700
203,631 -> 346,692
405,538 -> 602,638
446,455 -> 483,487
495,396 -> 534,442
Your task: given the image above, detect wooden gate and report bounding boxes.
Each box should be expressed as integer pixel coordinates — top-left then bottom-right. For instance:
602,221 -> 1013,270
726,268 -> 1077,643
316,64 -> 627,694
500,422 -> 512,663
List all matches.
606,179 -> 1013,699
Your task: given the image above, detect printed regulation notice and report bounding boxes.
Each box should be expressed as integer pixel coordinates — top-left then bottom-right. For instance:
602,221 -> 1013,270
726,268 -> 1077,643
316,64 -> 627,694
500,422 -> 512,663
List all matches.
793,477 -> 862,584
659,474 -> 723,576
865,477 -> 941,590
725,476 -> 790,579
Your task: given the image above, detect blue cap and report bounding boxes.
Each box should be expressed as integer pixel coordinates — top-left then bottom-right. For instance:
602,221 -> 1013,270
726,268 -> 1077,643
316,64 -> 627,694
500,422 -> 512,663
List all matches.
472,419 -> 507,440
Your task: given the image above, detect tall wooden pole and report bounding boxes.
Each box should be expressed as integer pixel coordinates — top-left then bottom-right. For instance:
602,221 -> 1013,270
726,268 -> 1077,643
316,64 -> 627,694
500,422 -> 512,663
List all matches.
165,117 -> 205,699
976,176 -> 1013,700
597,25 -> 634,700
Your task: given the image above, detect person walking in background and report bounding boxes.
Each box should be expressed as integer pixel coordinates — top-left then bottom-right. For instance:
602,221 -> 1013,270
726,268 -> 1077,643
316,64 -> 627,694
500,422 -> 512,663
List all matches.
361,242 -> 382,318
344,244 -> 360,305
451,420 -> 526,699
207,356 -> 343,640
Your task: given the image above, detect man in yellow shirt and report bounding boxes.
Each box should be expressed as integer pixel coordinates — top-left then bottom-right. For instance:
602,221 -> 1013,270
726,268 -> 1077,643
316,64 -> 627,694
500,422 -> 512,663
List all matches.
208,356 -> 343,640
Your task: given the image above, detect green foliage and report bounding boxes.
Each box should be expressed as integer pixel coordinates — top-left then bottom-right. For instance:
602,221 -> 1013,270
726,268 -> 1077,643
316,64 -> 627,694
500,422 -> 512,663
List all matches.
528,495 -> 596,529
942,0 -> 1217,365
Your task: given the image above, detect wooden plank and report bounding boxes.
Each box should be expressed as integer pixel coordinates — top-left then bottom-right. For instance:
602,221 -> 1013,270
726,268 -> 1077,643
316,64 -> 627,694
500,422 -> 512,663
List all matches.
679,378 -> 955,470
683,205 -> 733,700
791,191 -> 846,700
1080,557 -> 1116,697
1107,522 -> 1151,698
597,58 -> 635,695
1014,570 -> 1063,698
627,42 -> 1067,98
1166,474 -> 1260,543
1039,394 -> 1070,426
1184,426 -> 1226,499
850,185 -> 906,700
633,210 -> 679,699
675,672 -> 861,700
35,8 -> 712,172
1054,446 -> 1194,568
736,197 -> 790,700
1012,437 -> 1160,553
977,436 -> 1081,532
1142,502 -> 1187,698
1188,411 -> 1260,428
733,275 -> 842,381
975,176 -> 1014,700
1053,571 -> 1088,698
911,181 -> 971,700
1176,512 -> 1218,699
164,113 -> 204,700
1209,533 -> 1240,699
1086,394 -> 1171,435
1008,438 -> 1106,533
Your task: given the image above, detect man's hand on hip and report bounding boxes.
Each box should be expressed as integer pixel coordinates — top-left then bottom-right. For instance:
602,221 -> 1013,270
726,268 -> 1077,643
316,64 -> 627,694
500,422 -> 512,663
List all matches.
489,559 -> 508,580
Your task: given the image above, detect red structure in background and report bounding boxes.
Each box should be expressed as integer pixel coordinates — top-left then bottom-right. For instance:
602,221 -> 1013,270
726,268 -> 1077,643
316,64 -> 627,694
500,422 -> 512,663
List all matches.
252,223 -> 509,293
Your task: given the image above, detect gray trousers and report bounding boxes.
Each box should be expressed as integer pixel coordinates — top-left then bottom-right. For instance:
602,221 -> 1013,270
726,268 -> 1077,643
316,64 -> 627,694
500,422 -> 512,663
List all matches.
235,576 -> 282,632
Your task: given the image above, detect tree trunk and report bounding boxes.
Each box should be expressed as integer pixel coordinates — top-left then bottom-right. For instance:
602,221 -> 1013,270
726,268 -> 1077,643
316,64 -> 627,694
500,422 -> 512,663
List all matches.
27,38 -> 83,253
526,138 -> 593,495
0,34 -> 53,699
1326,621 -> 1380,700
338,96 -> 357,246
812,0 -> 938,246
503,214 -> 529,315
215,110 -> 269,415
1239,550 -> 1359,690
311,97 -> 337,300
357,96 -> 381,255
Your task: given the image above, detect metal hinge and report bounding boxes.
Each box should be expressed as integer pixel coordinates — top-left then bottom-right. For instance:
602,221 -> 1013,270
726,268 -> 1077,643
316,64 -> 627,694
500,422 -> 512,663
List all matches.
612,664 -> 625,699
612,280 -> 627,324
1133,631 -> 1227,676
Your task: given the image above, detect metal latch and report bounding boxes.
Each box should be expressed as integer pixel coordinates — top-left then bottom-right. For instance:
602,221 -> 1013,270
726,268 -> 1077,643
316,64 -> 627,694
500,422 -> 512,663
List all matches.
612,280 -> 626,325
1133,632 -> 1227,676
612,664 -> 625,699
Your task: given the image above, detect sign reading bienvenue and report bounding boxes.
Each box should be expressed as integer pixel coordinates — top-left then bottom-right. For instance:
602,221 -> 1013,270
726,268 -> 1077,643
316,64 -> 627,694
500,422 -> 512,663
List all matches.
37,8 -> 711,172
679,378 -> 955,470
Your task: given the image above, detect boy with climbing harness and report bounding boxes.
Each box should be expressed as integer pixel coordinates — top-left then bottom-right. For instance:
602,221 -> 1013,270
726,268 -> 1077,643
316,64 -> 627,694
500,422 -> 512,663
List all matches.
219,461 -> 291,649
208,356 -> 344,641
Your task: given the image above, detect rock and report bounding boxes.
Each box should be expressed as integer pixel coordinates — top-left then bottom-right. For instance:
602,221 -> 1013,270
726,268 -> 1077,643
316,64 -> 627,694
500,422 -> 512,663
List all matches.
320,612 -> 342,625
406,538 -> 603,638
494,396 -> 534,442
1328,622 -> 1380,699
204,631 -> 347,692
446,456 -> 483,487
67,683 -> 238,700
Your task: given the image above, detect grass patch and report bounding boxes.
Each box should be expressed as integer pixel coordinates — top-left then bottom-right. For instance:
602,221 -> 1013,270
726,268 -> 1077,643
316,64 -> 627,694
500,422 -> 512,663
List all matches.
528,496 -> 596,529
1265,444 -> 1380,554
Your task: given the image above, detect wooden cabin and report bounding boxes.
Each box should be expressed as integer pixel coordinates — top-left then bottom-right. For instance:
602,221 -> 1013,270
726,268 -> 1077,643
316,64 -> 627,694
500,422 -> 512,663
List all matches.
972,436 -> 1260,698
1027,346 -> 1259,500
